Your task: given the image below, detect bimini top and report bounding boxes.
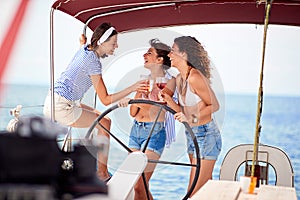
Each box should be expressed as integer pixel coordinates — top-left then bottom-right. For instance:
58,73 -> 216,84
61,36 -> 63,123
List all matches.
51,0 -> 300,32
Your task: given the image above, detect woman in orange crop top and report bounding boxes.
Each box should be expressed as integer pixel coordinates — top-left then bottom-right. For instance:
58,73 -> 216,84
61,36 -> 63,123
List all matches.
160,36 -> 222,198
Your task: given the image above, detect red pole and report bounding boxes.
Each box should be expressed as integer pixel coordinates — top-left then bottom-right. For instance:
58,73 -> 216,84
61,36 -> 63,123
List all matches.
0,0 -> 30,91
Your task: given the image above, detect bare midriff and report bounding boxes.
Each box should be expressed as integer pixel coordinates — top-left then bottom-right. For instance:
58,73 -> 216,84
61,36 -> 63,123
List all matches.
134,104 -> 166,122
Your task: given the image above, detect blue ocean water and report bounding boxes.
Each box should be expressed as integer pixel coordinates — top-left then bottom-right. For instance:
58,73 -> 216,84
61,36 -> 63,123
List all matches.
0,84 -> 299,199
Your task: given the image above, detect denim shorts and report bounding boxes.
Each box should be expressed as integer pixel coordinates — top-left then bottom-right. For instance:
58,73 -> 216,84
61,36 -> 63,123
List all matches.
185,120 -> 222,160
129,120 -> 166,156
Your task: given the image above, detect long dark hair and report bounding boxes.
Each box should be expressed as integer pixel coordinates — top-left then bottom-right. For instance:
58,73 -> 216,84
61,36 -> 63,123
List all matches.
175,36 -> 211,97
174,36 -> 211,79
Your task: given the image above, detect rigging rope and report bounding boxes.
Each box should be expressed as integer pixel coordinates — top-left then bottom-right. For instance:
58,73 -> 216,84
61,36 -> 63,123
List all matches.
251,0 -> 272,178
0,105 -> 44,109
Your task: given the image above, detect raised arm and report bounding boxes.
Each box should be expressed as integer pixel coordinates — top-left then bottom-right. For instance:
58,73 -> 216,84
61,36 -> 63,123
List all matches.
130,92 -> 145,117
91,74 -> 143,106
160,77 -> 181,112
79,34 -> 87,47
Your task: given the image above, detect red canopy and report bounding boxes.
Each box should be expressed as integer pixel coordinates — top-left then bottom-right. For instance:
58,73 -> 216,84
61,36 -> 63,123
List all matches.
51,0 -> 300,32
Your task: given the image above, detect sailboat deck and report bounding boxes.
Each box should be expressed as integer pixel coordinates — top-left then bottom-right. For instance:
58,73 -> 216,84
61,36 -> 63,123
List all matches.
190,180 -> 297,200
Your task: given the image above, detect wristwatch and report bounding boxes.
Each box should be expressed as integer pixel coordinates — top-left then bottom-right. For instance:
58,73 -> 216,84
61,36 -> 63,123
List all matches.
192,114 -> 198,123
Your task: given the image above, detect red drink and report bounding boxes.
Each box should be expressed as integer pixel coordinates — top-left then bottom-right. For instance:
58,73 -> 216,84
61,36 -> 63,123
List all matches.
156,83 -> 167,90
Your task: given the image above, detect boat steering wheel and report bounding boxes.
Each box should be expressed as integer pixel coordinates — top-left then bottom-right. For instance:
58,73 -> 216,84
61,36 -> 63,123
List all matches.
86,99 -> 201,200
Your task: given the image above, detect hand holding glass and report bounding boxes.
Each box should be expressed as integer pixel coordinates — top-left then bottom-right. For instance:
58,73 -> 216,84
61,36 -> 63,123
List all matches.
156,77 -> 168,102
156,77 -> 168,90
139,75 -> 154,99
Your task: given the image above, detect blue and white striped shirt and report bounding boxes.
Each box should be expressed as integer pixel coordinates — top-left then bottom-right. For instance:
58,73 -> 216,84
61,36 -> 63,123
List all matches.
54,44 -> 102,101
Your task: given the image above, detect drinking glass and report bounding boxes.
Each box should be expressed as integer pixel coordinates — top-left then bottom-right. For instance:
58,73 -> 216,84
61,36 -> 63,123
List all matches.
155,77 -> 168,102
156,77 -> 168,90
139,75 -> 151,99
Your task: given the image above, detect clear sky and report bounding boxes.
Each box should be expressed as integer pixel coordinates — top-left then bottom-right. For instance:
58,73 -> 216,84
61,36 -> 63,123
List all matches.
1,0 -> 300,96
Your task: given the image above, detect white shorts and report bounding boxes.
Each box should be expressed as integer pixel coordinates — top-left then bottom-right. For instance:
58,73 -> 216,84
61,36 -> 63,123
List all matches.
43,92 -> 82,126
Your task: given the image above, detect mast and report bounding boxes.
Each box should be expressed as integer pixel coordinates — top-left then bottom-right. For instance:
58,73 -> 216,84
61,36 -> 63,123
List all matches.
251,0 -> 272,178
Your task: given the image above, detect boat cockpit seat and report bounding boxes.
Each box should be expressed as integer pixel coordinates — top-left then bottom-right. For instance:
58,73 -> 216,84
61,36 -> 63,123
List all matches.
219,144 -> 294,187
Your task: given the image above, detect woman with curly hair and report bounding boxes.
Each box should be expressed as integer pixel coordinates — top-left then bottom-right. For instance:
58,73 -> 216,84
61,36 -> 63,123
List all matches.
160,36 -> 222,197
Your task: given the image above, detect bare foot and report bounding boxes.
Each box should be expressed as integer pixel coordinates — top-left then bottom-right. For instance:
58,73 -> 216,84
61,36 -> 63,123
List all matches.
97,170 -> 111,182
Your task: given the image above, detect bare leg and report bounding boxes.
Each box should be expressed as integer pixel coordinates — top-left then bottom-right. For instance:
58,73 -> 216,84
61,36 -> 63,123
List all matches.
95,116 -> 111,181
70,104 -> 111,181
187,154 -> 216,197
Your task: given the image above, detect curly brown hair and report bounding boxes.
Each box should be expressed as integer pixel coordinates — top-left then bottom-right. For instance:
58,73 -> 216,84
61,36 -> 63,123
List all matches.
174,36 -> 211,79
